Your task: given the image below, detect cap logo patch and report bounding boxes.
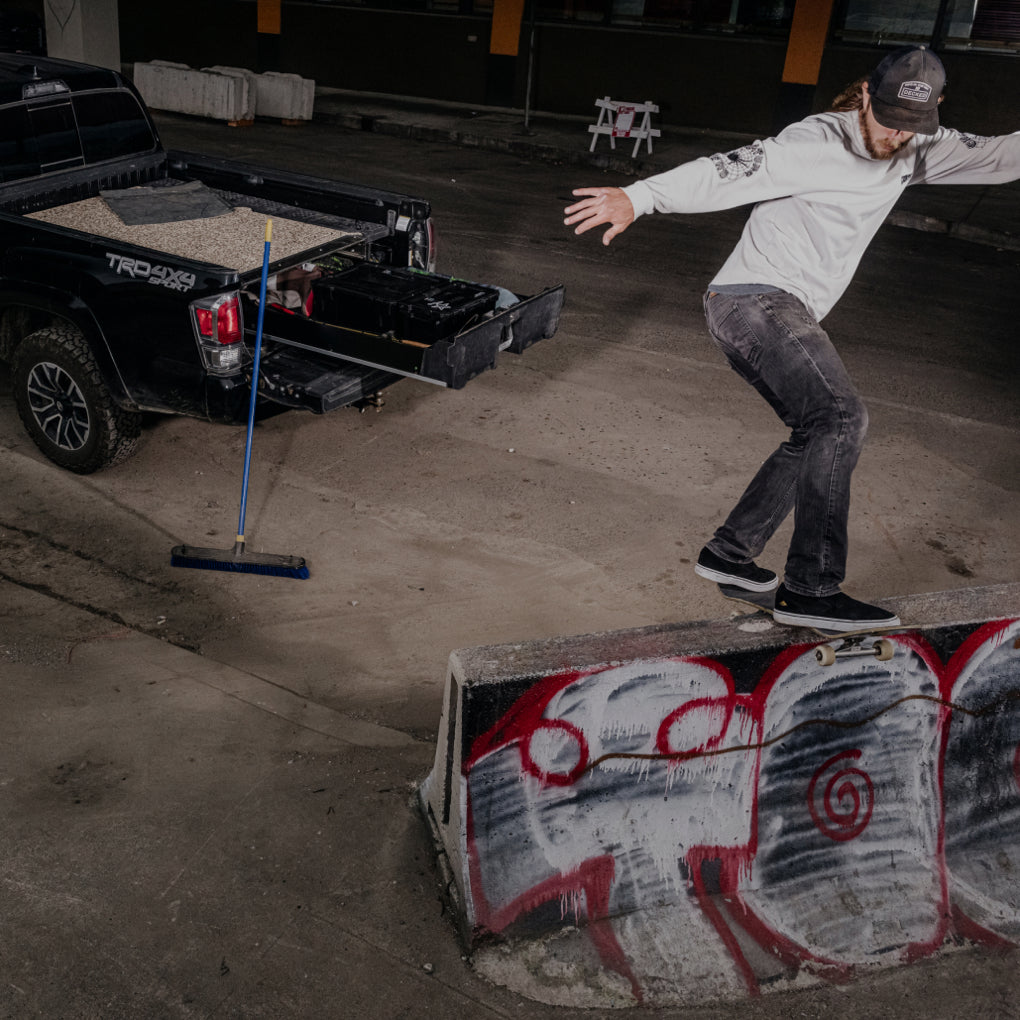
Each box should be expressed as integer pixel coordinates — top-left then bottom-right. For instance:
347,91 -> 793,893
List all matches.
898,80 -> 932,103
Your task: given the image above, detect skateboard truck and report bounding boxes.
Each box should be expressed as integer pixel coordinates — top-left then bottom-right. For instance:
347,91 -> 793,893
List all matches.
814,635 -> 896,667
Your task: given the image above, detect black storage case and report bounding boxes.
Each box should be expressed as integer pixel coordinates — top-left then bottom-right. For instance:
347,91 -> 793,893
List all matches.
311,264 -> 429,335
396,278 -> 499,343
311,264 -> 499,343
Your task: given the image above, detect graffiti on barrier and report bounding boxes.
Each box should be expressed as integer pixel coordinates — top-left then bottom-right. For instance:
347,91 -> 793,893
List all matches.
461,618 -> 1020,1001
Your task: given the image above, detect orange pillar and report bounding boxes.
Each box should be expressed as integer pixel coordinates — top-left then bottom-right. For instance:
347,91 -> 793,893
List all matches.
257,0 -> 282,71
486,0 -> 526,105
774,0 -> 837,131
258,0 -> 282,34
782,0 -> 834,86
490,0 -> 526,56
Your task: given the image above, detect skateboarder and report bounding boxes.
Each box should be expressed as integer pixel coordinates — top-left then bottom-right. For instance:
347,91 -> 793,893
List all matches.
564,46 -> 1019,632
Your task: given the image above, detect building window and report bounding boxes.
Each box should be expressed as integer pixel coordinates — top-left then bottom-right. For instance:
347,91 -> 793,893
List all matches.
836,0 -> 941,44
833,0 -> 1020,52
307,0 -> 1016,47
310,0 -> 793,30
530,0 -> 794,29
965,0 -> 1020,47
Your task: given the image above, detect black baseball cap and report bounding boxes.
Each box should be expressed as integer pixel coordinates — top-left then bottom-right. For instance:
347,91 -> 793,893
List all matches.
868,46 -> 945,135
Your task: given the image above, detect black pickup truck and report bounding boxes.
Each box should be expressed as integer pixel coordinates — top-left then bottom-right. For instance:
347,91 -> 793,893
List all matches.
0,54 -> 563,473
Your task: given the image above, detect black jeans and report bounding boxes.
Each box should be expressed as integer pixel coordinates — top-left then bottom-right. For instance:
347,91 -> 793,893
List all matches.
703,290 -> 868,597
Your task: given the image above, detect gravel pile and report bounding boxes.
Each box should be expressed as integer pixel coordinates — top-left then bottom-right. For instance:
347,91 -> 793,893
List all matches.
26,197 -> 356,272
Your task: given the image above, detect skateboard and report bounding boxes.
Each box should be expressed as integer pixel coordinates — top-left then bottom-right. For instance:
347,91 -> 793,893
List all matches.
716,584 -> 900,666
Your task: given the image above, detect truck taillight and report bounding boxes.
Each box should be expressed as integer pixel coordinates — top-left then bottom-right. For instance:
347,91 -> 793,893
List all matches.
190,292 -> 244,375
409,218 -> 436,272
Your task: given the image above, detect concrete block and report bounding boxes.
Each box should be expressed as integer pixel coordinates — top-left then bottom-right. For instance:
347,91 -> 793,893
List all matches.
419,583 -> 1020,1009
202,66 -> 258,122
132,61 -> 250,123
255,71 -> 315,121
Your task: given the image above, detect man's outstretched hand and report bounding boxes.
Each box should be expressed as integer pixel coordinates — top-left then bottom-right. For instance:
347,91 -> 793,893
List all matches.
564,187 -> 635,246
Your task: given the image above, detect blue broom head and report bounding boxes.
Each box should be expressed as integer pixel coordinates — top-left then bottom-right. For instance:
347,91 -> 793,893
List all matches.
170,544 -> 310,579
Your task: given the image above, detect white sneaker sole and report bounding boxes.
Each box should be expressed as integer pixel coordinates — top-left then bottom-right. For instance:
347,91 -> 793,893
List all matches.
695,562 -> 778,593
772,608 -> 900,631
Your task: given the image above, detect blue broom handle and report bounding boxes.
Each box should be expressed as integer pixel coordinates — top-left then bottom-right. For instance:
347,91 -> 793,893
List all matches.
236,219 -> 273,545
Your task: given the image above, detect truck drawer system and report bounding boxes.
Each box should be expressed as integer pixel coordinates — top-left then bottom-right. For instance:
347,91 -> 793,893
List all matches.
311,264 -> 499,344
265,263 -> 564,391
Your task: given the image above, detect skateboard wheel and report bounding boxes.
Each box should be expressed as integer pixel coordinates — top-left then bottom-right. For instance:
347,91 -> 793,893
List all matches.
874,638 -> 895,661
815,644 -> 836,666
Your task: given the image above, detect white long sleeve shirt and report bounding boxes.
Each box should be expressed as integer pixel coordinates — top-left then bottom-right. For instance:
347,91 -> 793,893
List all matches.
621,112 -> 1020,320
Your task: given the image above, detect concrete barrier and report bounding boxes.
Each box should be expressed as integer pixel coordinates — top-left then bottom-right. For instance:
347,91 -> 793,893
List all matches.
133,62 -> 314,124
255,71 -> 315,122
204,67 -> 314,122
202,66 -> 257,123
419,583 -> 1020,1008
133,61 -> 250,123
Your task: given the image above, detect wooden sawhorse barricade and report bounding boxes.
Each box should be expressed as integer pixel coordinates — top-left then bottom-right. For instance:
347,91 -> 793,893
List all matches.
588,97 -> 661,158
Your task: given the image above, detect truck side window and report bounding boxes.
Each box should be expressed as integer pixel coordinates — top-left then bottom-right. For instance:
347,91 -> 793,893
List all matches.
0,105 -> 38,182
28,99 -> 84,174
75,91 -> 157,162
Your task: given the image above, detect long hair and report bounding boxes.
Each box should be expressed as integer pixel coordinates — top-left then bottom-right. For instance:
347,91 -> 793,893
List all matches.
830,77 -> 866,113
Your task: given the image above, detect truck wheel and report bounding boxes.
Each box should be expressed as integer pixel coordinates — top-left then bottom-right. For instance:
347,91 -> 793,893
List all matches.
12,325 -> 142,474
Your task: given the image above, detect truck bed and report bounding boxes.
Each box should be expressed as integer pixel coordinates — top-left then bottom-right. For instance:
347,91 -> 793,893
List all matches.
19,177 -> 564,394
24,186 -> 378,272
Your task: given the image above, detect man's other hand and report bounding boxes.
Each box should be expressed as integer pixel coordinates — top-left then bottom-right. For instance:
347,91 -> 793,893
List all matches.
564,187 -> 635,246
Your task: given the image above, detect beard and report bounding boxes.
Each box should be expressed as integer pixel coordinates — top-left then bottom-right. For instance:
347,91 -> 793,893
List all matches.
859,108 -> 908,160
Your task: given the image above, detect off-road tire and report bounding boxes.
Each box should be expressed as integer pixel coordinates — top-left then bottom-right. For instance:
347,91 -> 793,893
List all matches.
12,324 -> 142,474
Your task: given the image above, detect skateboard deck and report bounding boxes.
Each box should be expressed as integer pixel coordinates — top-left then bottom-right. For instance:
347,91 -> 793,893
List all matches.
716,583 -> 901,665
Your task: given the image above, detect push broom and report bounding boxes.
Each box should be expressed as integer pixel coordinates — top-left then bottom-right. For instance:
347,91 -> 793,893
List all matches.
171,219 -> 310,579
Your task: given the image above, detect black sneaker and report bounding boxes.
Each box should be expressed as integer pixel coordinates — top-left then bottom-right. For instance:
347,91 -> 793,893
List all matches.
694,546 -> 778,593
772,584 -> 900,632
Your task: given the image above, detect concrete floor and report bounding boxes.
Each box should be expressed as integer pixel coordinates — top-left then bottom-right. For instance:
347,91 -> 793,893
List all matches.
1,105 -> 1018,1017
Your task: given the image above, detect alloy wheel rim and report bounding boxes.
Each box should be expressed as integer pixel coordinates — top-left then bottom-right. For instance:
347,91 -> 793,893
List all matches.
26,361 -> 90,451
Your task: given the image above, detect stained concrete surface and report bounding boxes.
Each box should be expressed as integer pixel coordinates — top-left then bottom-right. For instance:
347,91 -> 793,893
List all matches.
1,98 -> 1018,1017
4,591 -> 1019,1019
